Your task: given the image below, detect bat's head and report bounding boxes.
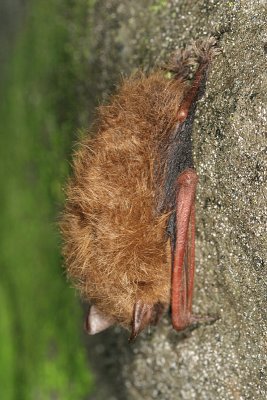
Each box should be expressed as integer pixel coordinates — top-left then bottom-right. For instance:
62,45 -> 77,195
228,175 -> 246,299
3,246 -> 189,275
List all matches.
85,301 -> 167,341
85,305 -> 115,334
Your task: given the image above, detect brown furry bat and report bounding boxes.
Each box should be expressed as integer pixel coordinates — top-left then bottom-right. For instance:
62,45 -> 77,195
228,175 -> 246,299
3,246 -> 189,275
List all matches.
61,37 -> 218,340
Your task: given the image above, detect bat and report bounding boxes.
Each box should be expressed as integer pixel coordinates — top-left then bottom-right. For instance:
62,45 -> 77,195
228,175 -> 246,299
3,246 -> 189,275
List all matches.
61,37 -> 218,341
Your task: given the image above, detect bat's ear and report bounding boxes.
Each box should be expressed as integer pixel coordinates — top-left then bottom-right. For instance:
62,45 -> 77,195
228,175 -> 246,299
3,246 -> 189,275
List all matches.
85,305 -> 115,334
129,300 -> 165,341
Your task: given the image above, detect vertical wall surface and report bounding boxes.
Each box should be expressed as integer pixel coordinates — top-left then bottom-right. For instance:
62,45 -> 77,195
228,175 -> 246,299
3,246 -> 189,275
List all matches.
77,1 -> 267,399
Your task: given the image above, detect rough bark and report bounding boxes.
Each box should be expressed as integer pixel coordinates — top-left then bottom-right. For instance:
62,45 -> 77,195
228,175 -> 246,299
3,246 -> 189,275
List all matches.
81,1 -> 267,399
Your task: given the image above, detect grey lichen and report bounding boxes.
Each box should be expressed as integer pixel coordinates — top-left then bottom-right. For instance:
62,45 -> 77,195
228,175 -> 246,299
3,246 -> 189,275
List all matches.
77,0 -> 267,399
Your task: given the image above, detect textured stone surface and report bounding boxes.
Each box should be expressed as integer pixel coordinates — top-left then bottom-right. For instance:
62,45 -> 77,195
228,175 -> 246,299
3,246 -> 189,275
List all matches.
79,1 -> 267,399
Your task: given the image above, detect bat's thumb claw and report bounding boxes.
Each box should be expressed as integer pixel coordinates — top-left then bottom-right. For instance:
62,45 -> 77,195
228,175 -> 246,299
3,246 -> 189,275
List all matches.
190,313 -> 220,327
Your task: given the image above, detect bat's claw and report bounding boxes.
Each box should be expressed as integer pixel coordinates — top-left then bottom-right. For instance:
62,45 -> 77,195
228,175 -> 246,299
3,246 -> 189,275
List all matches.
189,314 -> 219,328
172,313 -> 219,332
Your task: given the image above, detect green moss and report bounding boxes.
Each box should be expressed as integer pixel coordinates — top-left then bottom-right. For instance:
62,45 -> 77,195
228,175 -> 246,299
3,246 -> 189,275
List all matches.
149,0 -> 168,13
0,0 -> 95,398
0,287 -> 15,400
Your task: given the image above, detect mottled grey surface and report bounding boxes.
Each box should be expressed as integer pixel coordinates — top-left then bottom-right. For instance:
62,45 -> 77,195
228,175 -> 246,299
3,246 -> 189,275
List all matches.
77,1 -> 267,399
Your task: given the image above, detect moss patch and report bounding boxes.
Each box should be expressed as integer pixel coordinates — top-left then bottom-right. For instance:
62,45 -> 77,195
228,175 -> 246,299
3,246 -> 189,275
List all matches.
0,0 -> 94,398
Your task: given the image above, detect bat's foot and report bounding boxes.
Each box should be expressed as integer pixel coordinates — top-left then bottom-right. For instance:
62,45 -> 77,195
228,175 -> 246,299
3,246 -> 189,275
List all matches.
164,36 -> 219,80
189,36 -> 220,66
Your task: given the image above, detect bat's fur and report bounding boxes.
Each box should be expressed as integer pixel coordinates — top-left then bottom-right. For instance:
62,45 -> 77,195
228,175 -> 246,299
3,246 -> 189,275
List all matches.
61,38 -> 217,329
